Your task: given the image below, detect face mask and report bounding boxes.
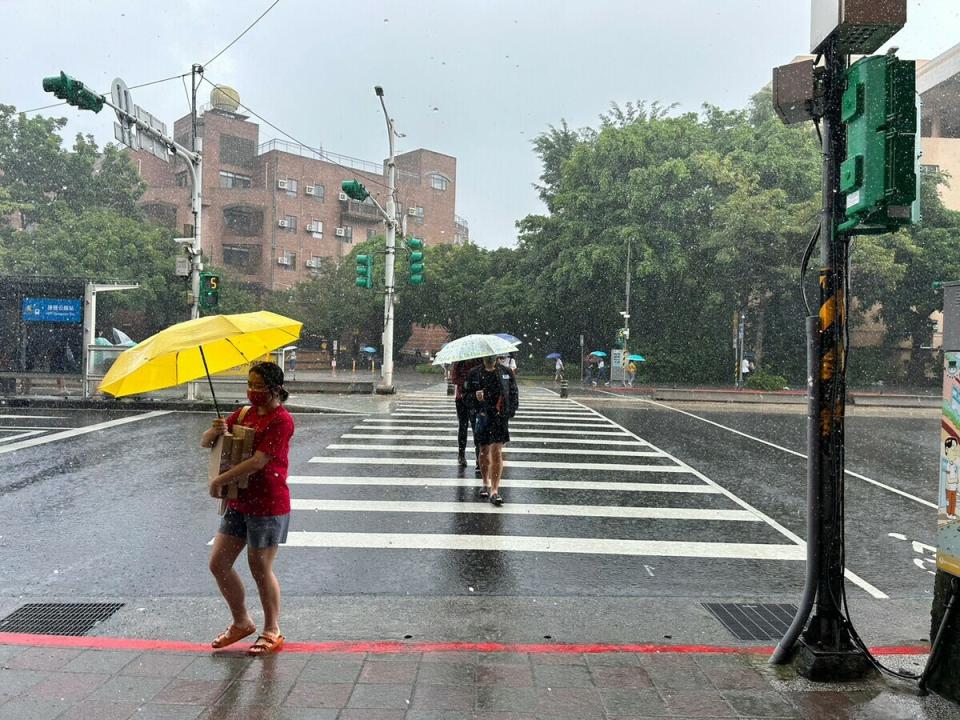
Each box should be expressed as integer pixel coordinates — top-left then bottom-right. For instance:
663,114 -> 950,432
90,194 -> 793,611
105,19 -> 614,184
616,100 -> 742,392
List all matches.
247,389 -> 271,406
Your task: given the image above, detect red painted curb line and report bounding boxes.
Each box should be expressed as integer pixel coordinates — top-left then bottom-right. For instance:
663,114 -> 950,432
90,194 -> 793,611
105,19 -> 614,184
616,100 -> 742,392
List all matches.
0,633 -> 930,656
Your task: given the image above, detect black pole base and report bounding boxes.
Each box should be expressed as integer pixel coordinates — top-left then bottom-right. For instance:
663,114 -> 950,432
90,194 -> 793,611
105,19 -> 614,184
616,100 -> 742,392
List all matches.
795,639 -> 874,682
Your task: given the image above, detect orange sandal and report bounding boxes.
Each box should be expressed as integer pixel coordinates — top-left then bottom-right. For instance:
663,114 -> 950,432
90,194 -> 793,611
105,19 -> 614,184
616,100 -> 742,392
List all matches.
211,624 -> 256,649
247,632 -> 285,656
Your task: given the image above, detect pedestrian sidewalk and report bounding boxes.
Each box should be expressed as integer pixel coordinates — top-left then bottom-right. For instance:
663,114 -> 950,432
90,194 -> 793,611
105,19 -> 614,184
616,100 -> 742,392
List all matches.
0,636 -> 951,719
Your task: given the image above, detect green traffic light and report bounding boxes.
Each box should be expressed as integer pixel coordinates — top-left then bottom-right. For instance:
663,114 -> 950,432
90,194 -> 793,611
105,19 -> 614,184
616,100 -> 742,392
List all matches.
355,254 -> 373,288
42,71 -> 103,113
410,274 -> 424,286
342,179 -> 370,201
407,238 -> 424,250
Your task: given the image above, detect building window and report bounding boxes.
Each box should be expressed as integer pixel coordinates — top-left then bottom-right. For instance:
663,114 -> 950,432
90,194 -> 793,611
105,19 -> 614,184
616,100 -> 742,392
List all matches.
223,244 -> 261,272
367,228 -> 377,240
183,224 -> 194,238
278,178 -> 298,196
308,219 -> 323,237
341,225 -> 353,243
429,173 -> 449,191
219,134 -> 256,166
175,171 -> 189,187
306,256 -> 322,273
308,183 -> 325,200
282,214 -> 297,232
222,207 -> 263,237
278,250 -> 297,270
219,171 -> 252,189
414,206 -> 425,225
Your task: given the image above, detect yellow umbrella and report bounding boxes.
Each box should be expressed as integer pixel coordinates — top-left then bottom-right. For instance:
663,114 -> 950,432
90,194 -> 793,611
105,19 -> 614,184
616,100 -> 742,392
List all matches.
98,311 -> 303,412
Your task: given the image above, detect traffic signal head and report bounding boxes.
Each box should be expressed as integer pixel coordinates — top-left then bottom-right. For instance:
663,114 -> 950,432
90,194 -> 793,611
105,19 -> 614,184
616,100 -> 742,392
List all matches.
42,71 -> 103,113
355,254 -> 374,288
342,179 -> 370,202
839,54 -> 918,234
199,271 -> 220,309
407,238 -> 425,285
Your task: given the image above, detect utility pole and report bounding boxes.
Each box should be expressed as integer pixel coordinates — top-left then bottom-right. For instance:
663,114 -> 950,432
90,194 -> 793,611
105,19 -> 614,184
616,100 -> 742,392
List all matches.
376,85 -> 398,394
737,311 -> 745,387
185,63 -> 205,401
624,239 -> 631,347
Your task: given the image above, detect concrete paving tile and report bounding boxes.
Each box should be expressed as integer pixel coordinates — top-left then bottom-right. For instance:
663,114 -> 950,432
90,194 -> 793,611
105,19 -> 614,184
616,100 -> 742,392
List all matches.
0,645 -> 26,664
534,686 -> 604,719
703,665 -> 772,691
372,652 -> 423,662
0,698 -> 66,720
584,652 -> 641,667
599,688 -> 671,716
26,671 -> 110,701
129,704 -> 206,720
479,653 -> 531,666
419,652 -> 479,665
346,682 -> 413,709
62,650 -> 142,674
176,656 -> 251,682
86,675 -> 172,704
0,668 -> 54,697
360,660 -> 420,684
409,683 -> 475,711
236,653 -> 308,684
213,677 -> 295,706
781,691 -> 858,720
282,680 -> 352,708
641,661 -> 712,691
477,664 -> 534,688
475,686 -> 538,713
403,712 -> 475,720
3,647 -> 82,671
201,706 -> 337,720
151,678 -> 231,705
529,653 -> 588,665
588,665 -> 654,689
416,661 -> 476,685
532,663 -> 594,688
721,690 -> 800,718
58,701 -> 140,720
660,689 -> 738,717
298,658 -> 363,683
338,710 -> 406,720
120,654 -> 196,678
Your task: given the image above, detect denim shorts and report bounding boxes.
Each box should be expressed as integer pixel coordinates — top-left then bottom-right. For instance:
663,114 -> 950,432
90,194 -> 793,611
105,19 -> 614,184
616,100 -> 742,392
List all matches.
218,507 -> 290,549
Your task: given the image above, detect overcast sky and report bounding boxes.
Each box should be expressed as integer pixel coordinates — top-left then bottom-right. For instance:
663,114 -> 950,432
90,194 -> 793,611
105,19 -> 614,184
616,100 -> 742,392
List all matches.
4,0 -> 959,247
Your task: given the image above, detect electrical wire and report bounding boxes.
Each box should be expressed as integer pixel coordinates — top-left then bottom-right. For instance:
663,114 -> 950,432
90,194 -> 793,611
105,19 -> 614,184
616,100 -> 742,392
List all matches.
799,222 -> 820,315
200,74 -> 393,193
205,0 -> 282,67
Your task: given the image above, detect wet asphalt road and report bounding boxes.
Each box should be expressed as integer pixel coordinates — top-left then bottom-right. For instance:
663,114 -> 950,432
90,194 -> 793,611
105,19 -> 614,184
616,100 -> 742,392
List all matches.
0,391 -> 940,605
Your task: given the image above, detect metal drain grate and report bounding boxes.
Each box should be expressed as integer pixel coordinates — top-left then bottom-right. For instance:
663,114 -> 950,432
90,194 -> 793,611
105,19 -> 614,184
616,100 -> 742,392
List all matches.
0,603 -> 124,636
702,602 -> 797,641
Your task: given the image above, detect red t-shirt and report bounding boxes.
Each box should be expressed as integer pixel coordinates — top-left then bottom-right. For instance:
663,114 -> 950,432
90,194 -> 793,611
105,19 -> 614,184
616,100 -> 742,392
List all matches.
225,404 -> 295,516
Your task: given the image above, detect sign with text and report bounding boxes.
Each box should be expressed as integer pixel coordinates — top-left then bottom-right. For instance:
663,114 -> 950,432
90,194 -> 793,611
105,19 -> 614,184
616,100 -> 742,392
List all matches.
22,298 -> 82,324
939,351 -> 960,576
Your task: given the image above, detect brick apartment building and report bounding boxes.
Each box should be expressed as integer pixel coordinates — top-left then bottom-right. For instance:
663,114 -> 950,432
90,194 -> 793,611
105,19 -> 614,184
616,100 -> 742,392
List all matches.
132,87 -> 469,292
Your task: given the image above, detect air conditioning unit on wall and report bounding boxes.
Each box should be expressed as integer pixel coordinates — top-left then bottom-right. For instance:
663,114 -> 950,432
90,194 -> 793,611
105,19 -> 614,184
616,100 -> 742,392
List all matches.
338,192 -> 349,201
306,222 -> 322,233
408,207 -> 418,216
277,179 -> 288,190
277,256 -> 291,266
335,227 -> 346,237
305,185 -> 316,196
277,219 -> 290,228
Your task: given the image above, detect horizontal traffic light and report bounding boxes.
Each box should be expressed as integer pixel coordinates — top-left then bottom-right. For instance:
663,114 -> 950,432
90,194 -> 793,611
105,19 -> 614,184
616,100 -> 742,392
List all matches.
42,72 -> 103,113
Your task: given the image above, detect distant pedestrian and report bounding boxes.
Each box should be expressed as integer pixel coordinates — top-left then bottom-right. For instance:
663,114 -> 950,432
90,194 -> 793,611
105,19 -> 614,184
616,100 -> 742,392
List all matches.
626,360 -> 637,387
451,358 -> 482,473
584,360 -> 594,386
597,359 -> 608,386
740,357 -> 751,385
466,355 -> 519,505
201,361 -> 295,657
287,350 -> 296,379
500,352 -> 517,374
554,357 -> 564,383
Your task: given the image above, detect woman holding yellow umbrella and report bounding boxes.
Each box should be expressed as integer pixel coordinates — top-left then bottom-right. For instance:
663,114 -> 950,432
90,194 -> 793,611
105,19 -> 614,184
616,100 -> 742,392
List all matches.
99,311 -> 302,655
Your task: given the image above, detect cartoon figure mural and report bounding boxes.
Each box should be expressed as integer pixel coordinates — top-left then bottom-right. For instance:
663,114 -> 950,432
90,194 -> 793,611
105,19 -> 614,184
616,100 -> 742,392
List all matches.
938,352 -> 960,575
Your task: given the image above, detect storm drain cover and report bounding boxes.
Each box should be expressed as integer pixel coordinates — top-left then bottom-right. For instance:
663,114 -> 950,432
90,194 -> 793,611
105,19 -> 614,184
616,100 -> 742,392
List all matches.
702,602 -> 797,641
0,603 -> 124,636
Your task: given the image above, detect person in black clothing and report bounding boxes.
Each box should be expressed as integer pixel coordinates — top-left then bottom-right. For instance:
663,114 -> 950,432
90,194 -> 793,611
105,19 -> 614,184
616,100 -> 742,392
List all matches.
464,355 -> 519,505
450,358 -> 482,472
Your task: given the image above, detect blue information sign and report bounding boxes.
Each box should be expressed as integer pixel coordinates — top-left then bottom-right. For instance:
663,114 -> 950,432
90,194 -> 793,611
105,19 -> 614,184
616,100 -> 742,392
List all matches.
22,297 -> 83,324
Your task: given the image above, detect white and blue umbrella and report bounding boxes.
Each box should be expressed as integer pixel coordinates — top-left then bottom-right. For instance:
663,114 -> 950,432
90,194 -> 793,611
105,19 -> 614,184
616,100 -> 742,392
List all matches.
494,333 -> 522,345
432,334 -> 520,365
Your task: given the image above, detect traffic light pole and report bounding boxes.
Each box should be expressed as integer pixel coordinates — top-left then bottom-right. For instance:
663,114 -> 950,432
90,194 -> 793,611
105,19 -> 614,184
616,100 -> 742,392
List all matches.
793,37 -> 870,681
377,87 -> 398,394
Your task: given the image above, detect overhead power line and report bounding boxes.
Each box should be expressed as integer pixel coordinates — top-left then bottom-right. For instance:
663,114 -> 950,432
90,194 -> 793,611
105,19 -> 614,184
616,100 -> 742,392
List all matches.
205,0 -> 282,68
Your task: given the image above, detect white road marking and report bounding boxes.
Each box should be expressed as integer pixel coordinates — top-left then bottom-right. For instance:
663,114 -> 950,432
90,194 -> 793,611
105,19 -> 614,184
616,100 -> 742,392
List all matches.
391,412 -> 605,420
358,423 -> 632,436
326,443 -> 664,458
287,475 -> 721,493
0,414 -> 68,419
582,394 -> 889,599
0,426 -> 75,431
341,434 -> 647,446
290,498 -> 758,521
309,456 -> 689,472
369,419 -> 617,429
279,532 -> 807,560
0,430 -> 46,443
628,395 -> 937,510
0,411 -> 171,455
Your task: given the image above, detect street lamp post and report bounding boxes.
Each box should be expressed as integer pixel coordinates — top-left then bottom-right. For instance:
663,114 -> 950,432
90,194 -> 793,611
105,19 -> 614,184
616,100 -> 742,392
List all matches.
377,86 -> 398,394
